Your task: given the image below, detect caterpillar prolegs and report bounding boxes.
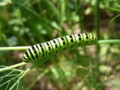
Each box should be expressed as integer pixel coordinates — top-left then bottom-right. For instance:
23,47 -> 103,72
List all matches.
23,33 -> 98,62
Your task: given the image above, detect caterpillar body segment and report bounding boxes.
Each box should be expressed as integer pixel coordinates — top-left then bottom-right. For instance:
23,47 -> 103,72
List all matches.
23,33 -> 98,62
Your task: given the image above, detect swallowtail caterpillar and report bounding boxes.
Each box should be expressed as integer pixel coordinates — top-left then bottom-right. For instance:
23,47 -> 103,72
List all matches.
23,33 -> 98,62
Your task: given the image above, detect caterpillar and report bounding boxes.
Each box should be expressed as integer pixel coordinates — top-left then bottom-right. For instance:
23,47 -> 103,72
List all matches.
23,33 -> 98,62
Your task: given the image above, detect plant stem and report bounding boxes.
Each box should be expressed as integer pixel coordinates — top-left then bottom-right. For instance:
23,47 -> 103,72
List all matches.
9,68 -> 30,90
76,0 -> 84,32
0,46 -> 30,51
0,62 -> 27,72
0,40 -> 119,51
98,40 -> 120,44
95,0 -> 100,40
92,0 -> 101,89
60,0 -> 65,27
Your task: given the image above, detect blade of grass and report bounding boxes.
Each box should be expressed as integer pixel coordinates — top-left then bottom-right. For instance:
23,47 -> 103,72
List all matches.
59,0 -> 65,27
76,0 -> 84,32
110,14 -> 120,23
58,0 -> 68,35
13,2 -> 59,30
42,0 -> 60,21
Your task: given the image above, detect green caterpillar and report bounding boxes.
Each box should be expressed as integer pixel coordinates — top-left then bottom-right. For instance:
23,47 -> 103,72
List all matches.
23,33 -> 98,62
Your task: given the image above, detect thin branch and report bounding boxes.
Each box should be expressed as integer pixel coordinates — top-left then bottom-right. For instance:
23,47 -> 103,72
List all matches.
0,39 -> 119,51
9,68 -> 30,90
0,62 -> 27,72
98,40 -> 120,44
0,46 -> 30,51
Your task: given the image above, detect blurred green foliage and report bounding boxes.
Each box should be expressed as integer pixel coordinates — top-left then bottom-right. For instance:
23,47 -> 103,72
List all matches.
0,0 -> 120,90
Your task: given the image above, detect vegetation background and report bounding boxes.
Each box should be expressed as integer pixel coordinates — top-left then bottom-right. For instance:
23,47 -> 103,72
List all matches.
0,0 -> 120,90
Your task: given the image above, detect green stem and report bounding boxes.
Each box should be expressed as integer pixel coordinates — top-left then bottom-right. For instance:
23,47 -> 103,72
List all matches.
76,0 -> 84,32
98,40 -> 120,44
0,40 -> 119,51
95,0 -> 100,39
0,62 -> 27,72
9,68 -> 30,90
60,0 -> 65,27
0,46 -> 30,51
